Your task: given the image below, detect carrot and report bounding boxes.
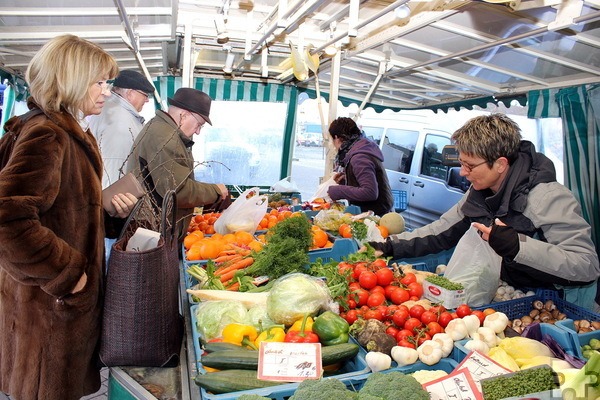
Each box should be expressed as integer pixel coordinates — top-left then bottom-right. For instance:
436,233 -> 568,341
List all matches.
215,257 -> 254,277
218,258 -> 255,282
215,249 -> 237,257
226,281 -> 240,291
214,254 -> 243,264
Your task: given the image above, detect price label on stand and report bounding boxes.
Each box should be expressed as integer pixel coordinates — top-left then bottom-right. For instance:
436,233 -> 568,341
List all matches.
257,342 -> 322,382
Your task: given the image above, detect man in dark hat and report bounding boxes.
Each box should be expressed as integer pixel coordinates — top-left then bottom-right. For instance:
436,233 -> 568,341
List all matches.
89,69 -> 155,189
127,87 -> 230,242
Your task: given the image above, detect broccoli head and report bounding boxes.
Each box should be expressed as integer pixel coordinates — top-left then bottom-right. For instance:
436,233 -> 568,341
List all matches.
358,371 -> 429,400
289,377 -> 358,400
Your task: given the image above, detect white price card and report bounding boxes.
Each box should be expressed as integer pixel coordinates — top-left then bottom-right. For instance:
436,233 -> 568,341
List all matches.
423,367 -> 483,400
257,342 -> 322,382
455,350 -> 513,392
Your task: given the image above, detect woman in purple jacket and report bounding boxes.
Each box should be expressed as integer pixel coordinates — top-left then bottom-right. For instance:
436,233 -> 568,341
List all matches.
327,117 -> 393,216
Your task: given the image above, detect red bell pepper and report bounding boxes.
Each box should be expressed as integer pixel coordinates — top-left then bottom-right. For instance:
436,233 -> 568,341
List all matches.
284,314 -> 319,343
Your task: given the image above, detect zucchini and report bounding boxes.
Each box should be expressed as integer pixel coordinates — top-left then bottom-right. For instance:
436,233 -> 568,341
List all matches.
202,342 -> 251,353
200,342 -> 360,370
194,369 -> 280,394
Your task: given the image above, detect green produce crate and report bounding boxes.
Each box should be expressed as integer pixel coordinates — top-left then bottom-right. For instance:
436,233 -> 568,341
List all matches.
189,303 -> 370,400
555,319 -> 600,359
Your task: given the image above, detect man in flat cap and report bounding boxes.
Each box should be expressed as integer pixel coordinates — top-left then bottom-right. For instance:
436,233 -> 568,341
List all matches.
89,69 -> 155,189
127,87 -> 230,242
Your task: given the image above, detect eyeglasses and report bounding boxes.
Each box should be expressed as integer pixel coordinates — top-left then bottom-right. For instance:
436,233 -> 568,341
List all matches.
96,79 -> 115,91
458,159 -> 488,172
133,89 -> 150,99
190,112 -> 206,129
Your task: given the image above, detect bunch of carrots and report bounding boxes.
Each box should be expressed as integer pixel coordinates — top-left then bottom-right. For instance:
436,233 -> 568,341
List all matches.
212,247 -> 255,291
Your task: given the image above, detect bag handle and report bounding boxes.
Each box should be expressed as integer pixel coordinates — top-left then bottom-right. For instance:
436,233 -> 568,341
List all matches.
161,190 -> 178,248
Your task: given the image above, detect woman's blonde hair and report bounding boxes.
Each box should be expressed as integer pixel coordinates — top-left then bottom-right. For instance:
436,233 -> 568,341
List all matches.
25,34 -> 119,116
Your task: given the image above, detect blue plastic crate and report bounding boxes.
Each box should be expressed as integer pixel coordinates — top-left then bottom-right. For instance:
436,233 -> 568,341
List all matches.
392,190 -> 407,212
394,247 -> 454,273
308,237 -> 358,263
189,304 -> 371,400
474,289 -> 599,322
390,357 -> 458,374
555,319 -> 600,359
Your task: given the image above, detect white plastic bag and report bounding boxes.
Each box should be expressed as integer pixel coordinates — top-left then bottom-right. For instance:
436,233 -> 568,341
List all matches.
270,176 -> 299,193
213,187 -> 268,235
443,224 -> 502,307
309,175 -> 338,202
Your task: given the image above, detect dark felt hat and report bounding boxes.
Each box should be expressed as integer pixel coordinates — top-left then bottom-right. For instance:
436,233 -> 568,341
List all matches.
167,88 -> 212,125
113,70 -> 155,93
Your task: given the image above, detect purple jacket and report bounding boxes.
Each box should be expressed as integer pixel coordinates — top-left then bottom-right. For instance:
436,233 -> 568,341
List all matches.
328,138 -> 393,216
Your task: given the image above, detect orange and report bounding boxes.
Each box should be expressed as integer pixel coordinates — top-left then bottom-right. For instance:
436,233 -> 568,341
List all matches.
234,230 -> 254,245
222,233 -> 236,244
248,240 -> 264,252
197,240 -> 223,260
186,246 -> 202,261
323,240 -> 334,248
377,224 -> 389,239
259,217 -> 269,229
312,228 -> 329,248
183,234 -> 199,250
338,223 -> 353,238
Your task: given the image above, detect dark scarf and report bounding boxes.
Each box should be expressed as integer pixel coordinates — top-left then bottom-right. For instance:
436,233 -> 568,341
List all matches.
335,135 -> 362,170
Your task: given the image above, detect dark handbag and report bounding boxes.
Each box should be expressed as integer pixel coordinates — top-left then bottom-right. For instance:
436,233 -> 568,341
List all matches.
99,190 -> 183,367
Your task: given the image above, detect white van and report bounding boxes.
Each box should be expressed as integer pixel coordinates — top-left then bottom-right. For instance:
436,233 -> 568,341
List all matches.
357,115 -> 470,229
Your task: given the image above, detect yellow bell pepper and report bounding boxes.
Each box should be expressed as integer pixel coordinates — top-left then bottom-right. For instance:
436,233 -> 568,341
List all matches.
221,323 -> 259,350
254,326 -> 286,347
288,316 -> 314,332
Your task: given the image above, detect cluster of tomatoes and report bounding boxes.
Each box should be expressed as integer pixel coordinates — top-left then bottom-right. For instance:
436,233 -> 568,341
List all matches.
338,259 -> 487,349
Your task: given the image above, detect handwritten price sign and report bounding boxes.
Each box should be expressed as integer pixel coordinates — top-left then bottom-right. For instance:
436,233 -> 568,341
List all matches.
258,342 -> 322,382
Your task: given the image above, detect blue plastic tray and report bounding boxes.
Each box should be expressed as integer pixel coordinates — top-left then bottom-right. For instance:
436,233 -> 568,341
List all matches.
308,237 -> 358,263
555,319 -> 600,359
393,247 -> 454,273
190,304 -> 371,400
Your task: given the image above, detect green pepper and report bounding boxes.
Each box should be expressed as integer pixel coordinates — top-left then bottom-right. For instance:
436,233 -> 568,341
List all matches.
312,311 -> 350,346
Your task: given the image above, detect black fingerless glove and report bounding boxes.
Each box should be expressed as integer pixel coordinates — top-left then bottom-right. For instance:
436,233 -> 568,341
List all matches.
488,224 -> 519,260
368,239 -> 393,256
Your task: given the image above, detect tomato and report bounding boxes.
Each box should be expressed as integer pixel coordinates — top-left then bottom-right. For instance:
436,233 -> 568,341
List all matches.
352,263 -> 368,280
471,309 -> 486,325
355,289 -> 370,307
397,304 -> 410,314
370,258 -> 388,270
417,332 -> 432,346
358,271 -> 378,290
367,292 -> 386,308
346,298 -> 357,310
407,282 -> 424,298
364,309 -> 383,321
419,310 -> 438,325
386,304 -> 399,315
343,309 -> 359,325
404,317 -> 423,333
369,285 -> 385,296
395,329 -> 414,342
400,272 -> 417,286
392,309 -> 409,328
429,305 -> 447,315
397,338 -> 416,349
456,304 -> 472,318
390,288 -> 410,305
438,311 -> 454,328
384,285 -> 399,300
386,326 -> 399,338
483,308 -> 496,316
426,321 -> 444,336
375,268 -> 394,286
349,282 -> 361,292
376,305 -> 389,319
409,304 -> 426,319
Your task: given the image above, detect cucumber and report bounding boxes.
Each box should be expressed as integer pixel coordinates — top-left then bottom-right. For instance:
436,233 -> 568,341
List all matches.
202,342 -> 252,353
200,342 -> 360,370
194,369 -> 280,394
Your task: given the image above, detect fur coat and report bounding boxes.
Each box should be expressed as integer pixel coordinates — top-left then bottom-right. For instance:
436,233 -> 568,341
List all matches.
0,100 -> 121,400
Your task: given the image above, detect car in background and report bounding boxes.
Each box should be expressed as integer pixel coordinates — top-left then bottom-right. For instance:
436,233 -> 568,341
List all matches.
296,124 -> 324,147
358,117 -> 470,229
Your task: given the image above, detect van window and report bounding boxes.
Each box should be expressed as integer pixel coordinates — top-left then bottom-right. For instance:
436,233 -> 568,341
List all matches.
381,128 -> 419,173
421,134 -> 451,180
361,126 -> 384,142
